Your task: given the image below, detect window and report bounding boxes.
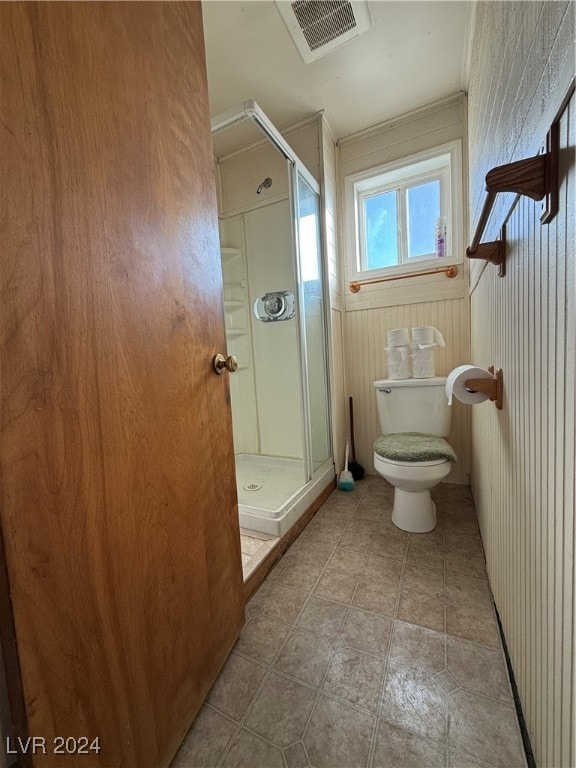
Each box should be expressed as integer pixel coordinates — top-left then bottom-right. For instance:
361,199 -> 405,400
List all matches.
346,141 -> 462,281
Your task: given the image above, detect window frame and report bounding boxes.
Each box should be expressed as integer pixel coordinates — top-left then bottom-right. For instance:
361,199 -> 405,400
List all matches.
345,140 -> 463,283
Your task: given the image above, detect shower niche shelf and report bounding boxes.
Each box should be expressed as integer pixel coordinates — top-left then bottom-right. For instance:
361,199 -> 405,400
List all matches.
221,245 -> 251,371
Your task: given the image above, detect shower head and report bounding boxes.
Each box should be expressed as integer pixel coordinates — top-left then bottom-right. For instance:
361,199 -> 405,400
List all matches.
256,177 -> 272,195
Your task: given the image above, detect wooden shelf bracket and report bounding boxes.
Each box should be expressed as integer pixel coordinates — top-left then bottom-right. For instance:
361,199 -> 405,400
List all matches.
466,122 -> 559,277
466,226 -> 507,277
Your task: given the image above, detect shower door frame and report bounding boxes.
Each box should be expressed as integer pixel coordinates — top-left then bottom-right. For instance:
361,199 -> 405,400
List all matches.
211,101 -> 334,497
289,163 -> 333,483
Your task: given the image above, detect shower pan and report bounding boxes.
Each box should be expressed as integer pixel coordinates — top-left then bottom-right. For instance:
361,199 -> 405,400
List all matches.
212,101 -> 334,537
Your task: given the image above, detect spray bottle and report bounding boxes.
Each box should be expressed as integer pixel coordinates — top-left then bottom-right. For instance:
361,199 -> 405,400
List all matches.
435,215 -> 447,258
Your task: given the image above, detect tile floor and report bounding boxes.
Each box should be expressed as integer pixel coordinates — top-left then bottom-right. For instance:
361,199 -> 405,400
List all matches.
240,529 -> 278,580
173,478 -> 527,768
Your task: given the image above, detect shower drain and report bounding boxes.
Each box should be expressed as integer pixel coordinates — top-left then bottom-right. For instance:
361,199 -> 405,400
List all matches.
243,482 -> 262,492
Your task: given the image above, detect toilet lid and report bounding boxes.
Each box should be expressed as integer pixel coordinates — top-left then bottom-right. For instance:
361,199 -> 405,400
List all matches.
374,432 -> 457,463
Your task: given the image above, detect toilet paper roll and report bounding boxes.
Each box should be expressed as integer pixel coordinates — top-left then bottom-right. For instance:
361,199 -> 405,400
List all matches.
387,327 -> 410,347
412,347 -> 436,378
386,345 -> 412,379
446,365 -> 494,405
412,326 -> 446,348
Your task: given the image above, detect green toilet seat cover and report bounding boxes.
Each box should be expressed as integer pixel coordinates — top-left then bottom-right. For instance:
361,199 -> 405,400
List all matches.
374,432 -> 457,463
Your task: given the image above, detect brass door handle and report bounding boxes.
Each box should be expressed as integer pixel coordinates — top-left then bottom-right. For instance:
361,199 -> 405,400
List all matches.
213,353 -> 238,375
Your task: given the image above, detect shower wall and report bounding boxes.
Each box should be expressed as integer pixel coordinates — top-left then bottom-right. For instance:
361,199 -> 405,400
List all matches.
219,203 -> 303,460
219,215 -> 258,455
215,119 -> 321,217
244,202 -> 302,458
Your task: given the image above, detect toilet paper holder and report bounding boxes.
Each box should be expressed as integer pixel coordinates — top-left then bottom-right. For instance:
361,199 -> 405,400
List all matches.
465,366 -> 504,410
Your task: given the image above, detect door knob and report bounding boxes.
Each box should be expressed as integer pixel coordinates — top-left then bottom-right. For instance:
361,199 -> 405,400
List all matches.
213,353 -> 238,375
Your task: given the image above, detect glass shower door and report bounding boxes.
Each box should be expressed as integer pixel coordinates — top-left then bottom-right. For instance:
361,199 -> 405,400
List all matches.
295,171 -> 331,474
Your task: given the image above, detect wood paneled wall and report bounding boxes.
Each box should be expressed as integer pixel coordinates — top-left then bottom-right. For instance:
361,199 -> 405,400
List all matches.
337,95 -> 470,482
321,117 -> 341,311
319,116 -> 347,472
468,3 -> 575,765
344,299 -> 470,484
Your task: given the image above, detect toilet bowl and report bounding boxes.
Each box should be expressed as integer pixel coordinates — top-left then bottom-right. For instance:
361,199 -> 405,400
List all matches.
372,377 -> 456,533
373,452 -> 452,532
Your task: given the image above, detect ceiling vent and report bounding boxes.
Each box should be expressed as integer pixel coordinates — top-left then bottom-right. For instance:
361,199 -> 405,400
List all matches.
275,1 -> 371,63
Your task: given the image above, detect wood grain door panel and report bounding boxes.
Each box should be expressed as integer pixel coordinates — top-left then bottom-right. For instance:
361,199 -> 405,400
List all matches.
0,3 -> 244,766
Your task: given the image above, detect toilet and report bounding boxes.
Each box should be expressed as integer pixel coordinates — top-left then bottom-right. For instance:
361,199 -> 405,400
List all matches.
372,376 -> 457,533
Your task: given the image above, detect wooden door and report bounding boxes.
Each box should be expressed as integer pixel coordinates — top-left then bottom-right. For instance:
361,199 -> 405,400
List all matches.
0,4 -> 244,766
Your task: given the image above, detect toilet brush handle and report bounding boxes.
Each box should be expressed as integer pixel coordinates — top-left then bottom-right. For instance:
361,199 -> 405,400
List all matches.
349,397 -> 357,459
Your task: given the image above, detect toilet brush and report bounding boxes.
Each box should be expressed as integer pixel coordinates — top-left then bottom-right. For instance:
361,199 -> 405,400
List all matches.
348,396 -> 365,480
338,438 -> 355,491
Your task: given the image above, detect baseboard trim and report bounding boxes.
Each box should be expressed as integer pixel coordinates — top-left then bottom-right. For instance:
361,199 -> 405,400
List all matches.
494,604 -> 536,768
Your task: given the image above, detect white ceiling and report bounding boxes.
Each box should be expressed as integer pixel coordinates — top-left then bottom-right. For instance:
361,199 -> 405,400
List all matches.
202,1 -> 474,141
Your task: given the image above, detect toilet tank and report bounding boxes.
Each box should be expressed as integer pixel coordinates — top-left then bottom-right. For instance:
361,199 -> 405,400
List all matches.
373,376 -> 451,436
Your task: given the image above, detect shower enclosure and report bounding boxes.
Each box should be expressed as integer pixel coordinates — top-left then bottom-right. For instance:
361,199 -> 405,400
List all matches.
212,102 -> 333,537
